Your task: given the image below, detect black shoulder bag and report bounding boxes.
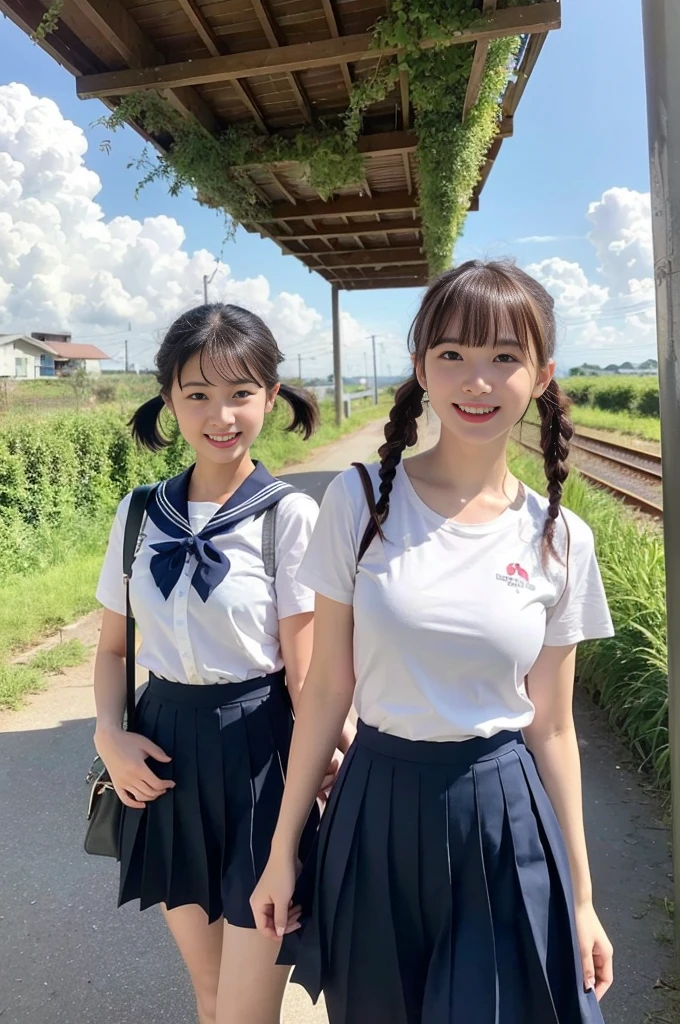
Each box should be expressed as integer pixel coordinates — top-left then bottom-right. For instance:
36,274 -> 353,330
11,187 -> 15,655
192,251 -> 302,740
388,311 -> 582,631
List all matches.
84,483 -> 155,859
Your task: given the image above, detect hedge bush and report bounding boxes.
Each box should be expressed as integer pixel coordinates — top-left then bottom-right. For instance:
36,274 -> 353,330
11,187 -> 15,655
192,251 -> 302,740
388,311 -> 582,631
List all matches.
561,376 -> 659,418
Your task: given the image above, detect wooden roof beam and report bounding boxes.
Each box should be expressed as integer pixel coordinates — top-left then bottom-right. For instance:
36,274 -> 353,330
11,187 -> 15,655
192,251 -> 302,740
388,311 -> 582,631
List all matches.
399,71 -> 411,130
342,277 -> 429,290
77,3 -> 561,97
263,190 -> 419,220
462,0 -> 496,120
272,215 -> 423,240
300,246 -> 426,269
319,0 -> 353,96
174,0 -> 268,131
250,0 -> 314,124
67,0 -> 219,133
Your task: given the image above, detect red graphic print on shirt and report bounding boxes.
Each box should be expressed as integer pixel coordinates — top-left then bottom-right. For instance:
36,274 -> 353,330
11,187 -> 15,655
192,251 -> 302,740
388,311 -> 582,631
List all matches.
497,562 -> 535,591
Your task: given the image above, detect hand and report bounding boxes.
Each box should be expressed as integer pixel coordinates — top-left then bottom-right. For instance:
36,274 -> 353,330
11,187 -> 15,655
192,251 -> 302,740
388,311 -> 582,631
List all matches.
318,749 -> 343,802
94,725 -> 175,809
250,849 -> 301,940
574,901 -> 613,1001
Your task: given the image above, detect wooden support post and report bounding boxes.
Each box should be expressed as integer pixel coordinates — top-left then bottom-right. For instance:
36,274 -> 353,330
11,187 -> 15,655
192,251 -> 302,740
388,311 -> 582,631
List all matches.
332,284 -> 343,425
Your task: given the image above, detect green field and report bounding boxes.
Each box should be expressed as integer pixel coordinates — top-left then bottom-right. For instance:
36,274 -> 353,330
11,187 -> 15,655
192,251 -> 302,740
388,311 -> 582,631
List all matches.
511,445 -> 668,797
524,401 -> 661,445
0,392 -> 391,708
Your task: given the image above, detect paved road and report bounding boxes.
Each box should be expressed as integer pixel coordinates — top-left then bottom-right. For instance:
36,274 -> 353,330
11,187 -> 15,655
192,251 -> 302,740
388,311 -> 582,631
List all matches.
0,414 -> 675,1023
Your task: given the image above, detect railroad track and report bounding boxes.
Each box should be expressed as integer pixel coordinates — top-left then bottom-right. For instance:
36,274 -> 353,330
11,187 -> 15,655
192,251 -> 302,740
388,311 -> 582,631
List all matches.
513,424 -> 663,519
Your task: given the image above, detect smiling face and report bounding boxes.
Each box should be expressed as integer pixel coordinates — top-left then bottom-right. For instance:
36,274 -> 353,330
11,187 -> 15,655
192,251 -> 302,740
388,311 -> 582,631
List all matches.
416,314 -> 554,446
409,263 -> 557,450
164,350 -> 278,465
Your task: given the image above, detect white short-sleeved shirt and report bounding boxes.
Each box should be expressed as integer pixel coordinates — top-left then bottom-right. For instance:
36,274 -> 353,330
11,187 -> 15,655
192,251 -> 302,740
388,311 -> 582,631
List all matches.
297,461 -> 614,742
97,490 -> 318,684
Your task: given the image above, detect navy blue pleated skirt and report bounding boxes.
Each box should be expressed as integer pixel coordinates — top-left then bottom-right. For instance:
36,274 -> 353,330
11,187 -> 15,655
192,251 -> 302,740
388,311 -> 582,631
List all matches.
281,720 -> 604,1024
118,672 -> 318,928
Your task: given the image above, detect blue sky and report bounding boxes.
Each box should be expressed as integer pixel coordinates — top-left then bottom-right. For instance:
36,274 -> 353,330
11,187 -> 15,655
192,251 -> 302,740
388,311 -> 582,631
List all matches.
0,0 -> 655,377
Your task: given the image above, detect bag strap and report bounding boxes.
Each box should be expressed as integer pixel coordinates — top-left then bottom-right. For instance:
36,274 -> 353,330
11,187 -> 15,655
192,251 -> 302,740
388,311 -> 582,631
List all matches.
261,487 -> 300,578
123,484 -> 155,731
262,503 -> 278,578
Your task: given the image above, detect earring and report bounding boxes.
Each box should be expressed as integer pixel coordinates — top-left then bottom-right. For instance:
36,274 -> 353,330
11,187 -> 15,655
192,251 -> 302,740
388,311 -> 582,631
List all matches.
422,390 -> 429,403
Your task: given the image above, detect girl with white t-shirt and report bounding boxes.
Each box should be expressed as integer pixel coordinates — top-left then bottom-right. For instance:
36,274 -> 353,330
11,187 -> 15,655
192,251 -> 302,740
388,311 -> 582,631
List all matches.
251,261 -> 615,1023
94,303 -> 339,1024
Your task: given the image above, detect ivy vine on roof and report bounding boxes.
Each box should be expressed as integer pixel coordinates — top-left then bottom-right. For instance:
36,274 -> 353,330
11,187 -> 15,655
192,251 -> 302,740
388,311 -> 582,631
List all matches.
90,1 -> 532,278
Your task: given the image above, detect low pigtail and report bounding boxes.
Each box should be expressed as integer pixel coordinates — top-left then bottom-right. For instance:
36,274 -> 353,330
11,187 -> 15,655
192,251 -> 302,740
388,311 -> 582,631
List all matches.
128,394 -> 170,452
357,375 -> 424,561
535,379 -> 574,562
277,383 -> 319,441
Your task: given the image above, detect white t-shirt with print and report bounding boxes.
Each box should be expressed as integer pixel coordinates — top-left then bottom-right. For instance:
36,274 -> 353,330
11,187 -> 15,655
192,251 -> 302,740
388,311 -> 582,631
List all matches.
97,490 -> 318,685
297,461 -> 614,742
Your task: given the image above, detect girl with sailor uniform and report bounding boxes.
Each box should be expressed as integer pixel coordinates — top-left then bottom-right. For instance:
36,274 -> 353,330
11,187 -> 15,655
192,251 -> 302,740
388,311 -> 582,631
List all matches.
93,303 -> 345,1024
252,261 -> 616,1023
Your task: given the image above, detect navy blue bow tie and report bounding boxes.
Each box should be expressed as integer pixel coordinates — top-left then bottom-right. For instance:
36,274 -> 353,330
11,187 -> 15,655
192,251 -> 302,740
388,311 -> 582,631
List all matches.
145,463 -> 293,602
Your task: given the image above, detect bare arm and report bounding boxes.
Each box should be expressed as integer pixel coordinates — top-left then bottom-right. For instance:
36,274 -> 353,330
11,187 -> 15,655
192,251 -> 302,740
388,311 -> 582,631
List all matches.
93,607 -> 174,809
278,611 -> 314,712
523,644 -> 592,903
276,594 -> 355,849
524,643 -> 613,999
251,594 -> 355,935
93,608 -> 127,733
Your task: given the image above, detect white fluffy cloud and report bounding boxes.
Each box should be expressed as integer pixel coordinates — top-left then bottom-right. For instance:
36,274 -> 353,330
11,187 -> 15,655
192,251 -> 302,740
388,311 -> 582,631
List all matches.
0,82 -> 380,375
526,187 -> 656,365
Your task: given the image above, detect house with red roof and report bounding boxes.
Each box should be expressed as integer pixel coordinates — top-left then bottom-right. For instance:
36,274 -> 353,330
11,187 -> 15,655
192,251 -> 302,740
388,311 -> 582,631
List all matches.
0,332 -> 110,378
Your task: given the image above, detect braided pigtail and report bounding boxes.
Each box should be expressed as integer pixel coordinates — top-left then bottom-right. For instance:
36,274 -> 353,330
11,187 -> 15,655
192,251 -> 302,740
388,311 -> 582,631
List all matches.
357,375 -> 424,561
535,379 -> 574,563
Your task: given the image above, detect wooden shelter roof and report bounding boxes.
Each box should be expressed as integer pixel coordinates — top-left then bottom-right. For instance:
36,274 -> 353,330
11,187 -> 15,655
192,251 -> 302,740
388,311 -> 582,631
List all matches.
1,0 -> 560,290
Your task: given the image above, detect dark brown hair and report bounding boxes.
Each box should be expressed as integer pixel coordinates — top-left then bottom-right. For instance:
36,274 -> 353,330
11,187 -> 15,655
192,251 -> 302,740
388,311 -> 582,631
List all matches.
129,303 -> 319,450
358,259 -> 573,562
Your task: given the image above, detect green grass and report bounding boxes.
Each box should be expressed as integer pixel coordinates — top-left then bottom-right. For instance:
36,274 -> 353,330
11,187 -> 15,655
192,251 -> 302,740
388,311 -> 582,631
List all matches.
30,638 -> 90,672
524,402 -> 661,444
510,443 -> 669,796
0,639 -> 90,710
0,394 -> 392,709
0,514 -> 110,659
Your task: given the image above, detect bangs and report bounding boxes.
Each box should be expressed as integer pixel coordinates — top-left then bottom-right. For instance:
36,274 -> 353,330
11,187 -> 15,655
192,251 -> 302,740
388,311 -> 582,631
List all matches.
176,324 -> 269,389
412,263 -> 551,366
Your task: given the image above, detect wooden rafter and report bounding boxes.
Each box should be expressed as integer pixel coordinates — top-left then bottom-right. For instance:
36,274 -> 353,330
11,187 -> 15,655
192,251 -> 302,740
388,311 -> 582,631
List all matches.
300,246 -> 427,268
462,0 -> 497,119
67,0 -> 219,133
250,0 -> 314,124
174,0 -> 267,131
77,4 -> 561,98
342,276 -> 428,290
319,0 -> 353,96
399,71 -> 411,130
272,216 -> 424,240
265,190 -> 420,220
402,152 -> 413,193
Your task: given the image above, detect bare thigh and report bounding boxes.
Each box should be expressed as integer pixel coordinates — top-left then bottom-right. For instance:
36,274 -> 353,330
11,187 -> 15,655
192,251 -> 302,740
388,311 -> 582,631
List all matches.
162,904 -> 223,1024
216,922 -> 289,1024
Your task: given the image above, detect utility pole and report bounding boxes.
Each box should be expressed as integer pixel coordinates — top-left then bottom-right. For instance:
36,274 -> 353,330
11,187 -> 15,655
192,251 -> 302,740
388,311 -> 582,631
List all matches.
642,0 -> 680,962
124,322 -> 130,373
371,334 -> 379,404
203,261 -> 220,305
298,353 -> 302,382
